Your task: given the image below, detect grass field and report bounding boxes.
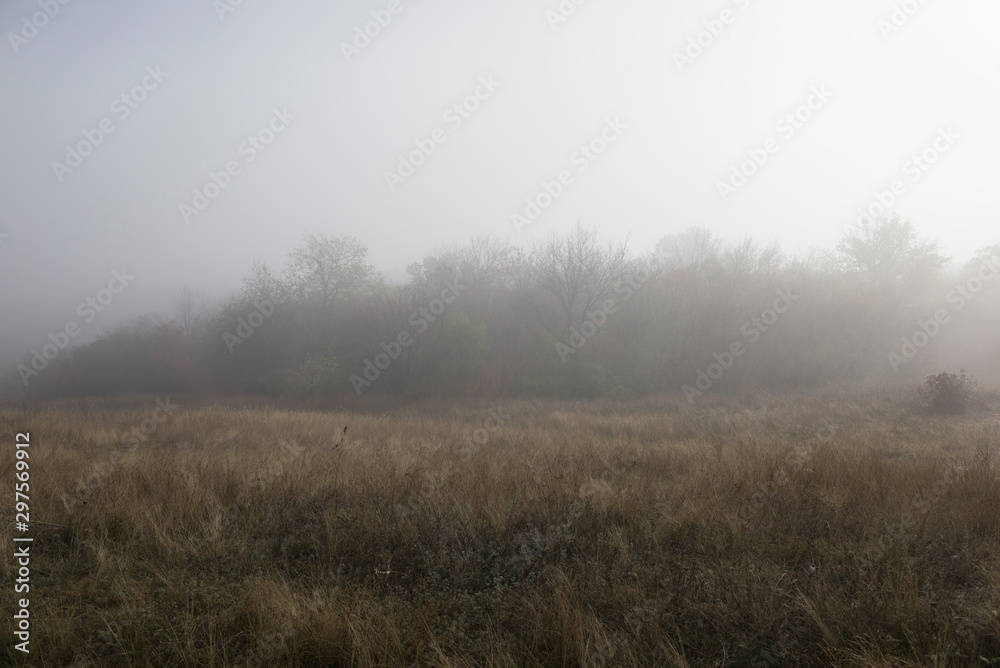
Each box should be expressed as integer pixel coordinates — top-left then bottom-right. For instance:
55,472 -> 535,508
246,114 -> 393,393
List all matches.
2,386 -> 1000,666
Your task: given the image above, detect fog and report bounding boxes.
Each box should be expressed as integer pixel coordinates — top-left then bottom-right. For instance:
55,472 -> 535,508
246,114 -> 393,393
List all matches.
2,0 -> 999,397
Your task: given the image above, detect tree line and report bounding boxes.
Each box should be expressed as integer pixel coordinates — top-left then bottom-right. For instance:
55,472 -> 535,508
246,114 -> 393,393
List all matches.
6,215 -> 1000,402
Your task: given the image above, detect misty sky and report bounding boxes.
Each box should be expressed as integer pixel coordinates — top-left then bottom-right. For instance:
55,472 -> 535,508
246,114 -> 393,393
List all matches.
2,0 -> 999,368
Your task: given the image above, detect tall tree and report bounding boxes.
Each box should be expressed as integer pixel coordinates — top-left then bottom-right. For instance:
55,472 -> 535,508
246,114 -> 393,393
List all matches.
654,226 -> 722,274
171,285 -> 207,339
836,213 -> 947,290
526,223 -> 632,342
283,233 -> 380,307
241,261 -> 287,304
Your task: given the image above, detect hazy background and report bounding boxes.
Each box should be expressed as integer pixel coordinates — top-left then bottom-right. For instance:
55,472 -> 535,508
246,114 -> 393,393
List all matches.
2,0 -> 999,370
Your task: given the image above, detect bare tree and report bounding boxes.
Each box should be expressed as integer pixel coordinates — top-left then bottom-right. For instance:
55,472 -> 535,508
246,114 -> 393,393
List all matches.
723,236 -> 783,278
654,226 -> 722,274
171,285 -> 206,338
460,236 -> 526,293
526,224 -> 632,342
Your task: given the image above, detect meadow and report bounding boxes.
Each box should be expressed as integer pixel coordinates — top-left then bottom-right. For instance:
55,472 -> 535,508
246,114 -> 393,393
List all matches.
2,385 -> 999,666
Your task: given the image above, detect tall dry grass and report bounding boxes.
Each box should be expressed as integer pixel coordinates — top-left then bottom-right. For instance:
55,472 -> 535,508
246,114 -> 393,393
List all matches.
1,386 -> 999,666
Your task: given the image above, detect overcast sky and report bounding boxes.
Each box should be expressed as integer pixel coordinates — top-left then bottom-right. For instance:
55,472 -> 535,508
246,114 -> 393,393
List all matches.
1,0 -> 998,368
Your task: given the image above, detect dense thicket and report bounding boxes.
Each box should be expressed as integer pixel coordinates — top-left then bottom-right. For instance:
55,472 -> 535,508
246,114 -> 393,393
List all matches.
6,216 -> 1000,401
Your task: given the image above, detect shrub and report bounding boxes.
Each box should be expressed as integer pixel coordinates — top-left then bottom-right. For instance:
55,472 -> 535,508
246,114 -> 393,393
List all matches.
918,369 -> 980,413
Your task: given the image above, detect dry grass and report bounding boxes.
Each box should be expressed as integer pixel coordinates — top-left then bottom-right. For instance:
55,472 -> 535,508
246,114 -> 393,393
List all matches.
2,386 -> 1000,666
